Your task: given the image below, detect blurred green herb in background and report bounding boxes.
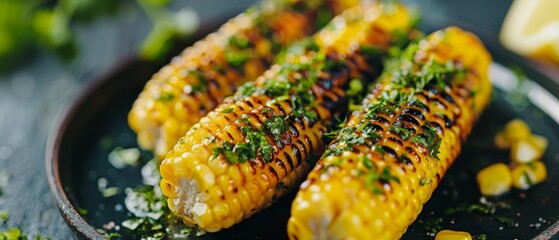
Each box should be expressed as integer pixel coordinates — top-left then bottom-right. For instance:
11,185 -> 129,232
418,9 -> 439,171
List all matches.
0,0 -> 199,73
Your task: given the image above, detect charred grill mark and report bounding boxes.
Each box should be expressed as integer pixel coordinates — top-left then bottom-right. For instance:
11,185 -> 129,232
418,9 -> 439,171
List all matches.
304,135 -> 314,156
293,117 -> 306,130
443,114 -> 453,128
410,100 -> 430,112
382,145 -> 397,158
388,136 -> 403,146
402,108 -> 425,120
371,124 -> 385,132
289,122 -> 300,137
372,115 -> 390,125
226,132 -> 235,141
284,152 -> 295,170
293,146 -> 302,166
432,97 -> 448,110
397,114 -> 420,126
441,90 -> 456,104
245,99 -> 255,108
268,166 -> 279,183
430,121 -> 444,134
296,139 -> 308,162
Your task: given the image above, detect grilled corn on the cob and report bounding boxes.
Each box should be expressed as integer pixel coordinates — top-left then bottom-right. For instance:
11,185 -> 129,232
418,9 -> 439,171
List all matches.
128,0 -> 359,158
159,3 -> 414,232
287,27 -> 493,240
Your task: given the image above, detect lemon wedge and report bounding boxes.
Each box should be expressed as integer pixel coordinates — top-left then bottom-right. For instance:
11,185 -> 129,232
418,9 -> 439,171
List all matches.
500,0 -> 559,64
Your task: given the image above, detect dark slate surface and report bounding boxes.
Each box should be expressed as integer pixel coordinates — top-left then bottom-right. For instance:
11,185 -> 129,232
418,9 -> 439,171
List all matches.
0,0 -> 511,239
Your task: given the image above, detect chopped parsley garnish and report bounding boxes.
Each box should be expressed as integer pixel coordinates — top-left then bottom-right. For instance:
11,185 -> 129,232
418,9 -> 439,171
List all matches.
213,127 -> 274,164
473,234 -> 487,240
189,70 -> 208,93
410,123 -> 441,159
523,171 -> 533,186
213,46 -> 334,165
418,217 -> 444,235
276,182 -> 288,191
238,82 -> 257,97
419,178 -> 433,186
228,35 -> 249,49
495,216 -> 517,229
221,107 -> 234,113
362,155 -> 374,169
225,49 -> 253,68
389,124 -> 412,140
155,93 -> 174,101
263,116 -> 287,142
380,167 -> 400,184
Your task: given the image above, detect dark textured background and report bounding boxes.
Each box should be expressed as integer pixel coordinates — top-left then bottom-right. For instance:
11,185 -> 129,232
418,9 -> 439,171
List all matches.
0,0 -> 512,239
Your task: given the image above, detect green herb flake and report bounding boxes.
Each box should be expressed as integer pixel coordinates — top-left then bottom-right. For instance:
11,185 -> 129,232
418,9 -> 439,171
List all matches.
380,167 -> 400,184
362,155 -> 374,170
238,82 -> 257,97
419,178 -> 432,186
221,107 -> 234,113
363,169 -> 382,195
276,182 -> 287,191
495,216 -> 517,228
411,123 -> 441,160
418,217 -> 444,234
263,116 -> 287,142
102,187 -> 120,198
523,171 -> 533,186
372,145 -> 386,158
473,234 -> 487,240
225,50 -> 253,68
389,124 -> 412,140
77,207 -> 88,215
156,93 -> 174,101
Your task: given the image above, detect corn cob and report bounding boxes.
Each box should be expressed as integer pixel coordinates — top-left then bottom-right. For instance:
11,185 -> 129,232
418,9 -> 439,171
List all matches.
287,27 -> 493,240
159,3 -> 414,232
128,0 -> 360,159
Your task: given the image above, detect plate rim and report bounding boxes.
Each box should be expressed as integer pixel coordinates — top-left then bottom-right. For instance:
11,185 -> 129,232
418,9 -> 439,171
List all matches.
45,18 -> 559,240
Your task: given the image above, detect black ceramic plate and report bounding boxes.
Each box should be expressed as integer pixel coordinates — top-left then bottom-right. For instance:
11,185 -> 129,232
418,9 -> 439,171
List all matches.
47,14 -> 559,240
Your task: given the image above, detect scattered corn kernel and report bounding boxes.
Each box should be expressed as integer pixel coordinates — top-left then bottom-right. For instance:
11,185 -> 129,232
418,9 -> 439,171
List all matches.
504,119 -> 531,141
435,230 -> 473,240
511,161 -> 547,190
494,119 -> 531,149
531,134 -> 549,151
511,137 -> 545,164
476,163 -> 512,196
494,131 -> 511,149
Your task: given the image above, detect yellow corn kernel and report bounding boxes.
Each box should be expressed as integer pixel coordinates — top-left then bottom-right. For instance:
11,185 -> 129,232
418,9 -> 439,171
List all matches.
128,0 -> 362,160
504,118 -> 531,140
476,163 -> 512,196
531,134 -> 549,151
511,161 -> 547,190
511,137 -> 545,164
288,27 -> 492,240
435,230 -> 472,240
494,131 -> 511,149
160,2 -> 415,233
494,119 -> 532,149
